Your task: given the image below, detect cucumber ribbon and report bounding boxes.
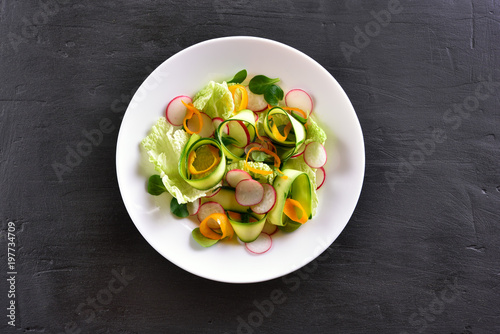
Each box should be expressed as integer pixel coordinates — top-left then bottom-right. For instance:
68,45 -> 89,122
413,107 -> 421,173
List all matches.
216,109 -> 256,160
263,107 -> 306,161
178,134 -> 226,190
268,169 -> 313,231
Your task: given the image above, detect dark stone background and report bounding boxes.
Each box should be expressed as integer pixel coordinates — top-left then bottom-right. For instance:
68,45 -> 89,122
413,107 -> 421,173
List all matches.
1,1 -> 499,333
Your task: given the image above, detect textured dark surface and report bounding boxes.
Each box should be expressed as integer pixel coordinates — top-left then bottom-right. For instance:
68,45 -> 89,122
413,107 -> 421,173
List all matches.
1,1 -> 500,333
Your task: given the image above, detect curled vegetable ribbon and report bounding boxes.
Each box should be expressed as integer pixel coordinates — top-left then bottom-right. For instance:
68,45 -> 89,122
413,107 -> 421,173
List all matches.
270,119 -> 292,142
284,198 -> 308,224
245,146 -> 287,179
187,145 -> 221,175
267,105 -> 308,120
282,106 -> 308,120
228,84 -> 248,114
199,213 -> 234,240
181,100 -> 203,134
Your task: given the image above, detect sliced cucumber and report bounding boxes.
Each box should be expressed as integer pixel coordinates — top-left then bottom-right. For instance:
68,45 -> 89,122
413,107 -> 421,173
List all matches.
178,135 -> 226,190
226,211 -> 267,243
267,169 -> 312,228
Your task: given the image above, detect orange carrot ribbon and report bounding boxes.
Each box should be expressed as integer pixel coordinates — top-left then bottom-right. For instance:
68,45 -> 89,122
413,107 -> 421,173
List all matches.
284,198 -> 308,224
199,213 -> 233,240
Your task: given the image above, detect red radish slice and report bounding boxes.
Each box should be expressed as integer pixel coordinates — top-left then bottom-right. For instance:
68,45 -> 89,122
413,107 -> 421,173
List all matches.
187,112 -> 213,137
245,86 -> 268,112
165,95 -> 192,126
285,89 -> 313,117
206,186 -> 221,198
226,169 -> 252,188
303,141 -> 327,168
197,202 -> 225,222
245,233 -> 272,254
291,143 -> 306,158
212,117 -> 224,132
316,167 -> 326,190
187,198 -> 201,216
261,221 -> 278,235
254,112 -> 259,123
250,184 -> 276,214
235,179 -> 264,206
226,120 -> 250,147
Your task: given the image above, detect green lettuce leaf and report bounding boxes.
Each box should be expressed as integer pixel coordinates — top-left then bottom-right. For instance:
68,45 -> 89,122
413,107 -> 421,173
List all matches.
193,81 -> 234,120
305,117 -> 327,145
226,160 -> 276,185
283,156 -> 319,216
141,117 -> 211,204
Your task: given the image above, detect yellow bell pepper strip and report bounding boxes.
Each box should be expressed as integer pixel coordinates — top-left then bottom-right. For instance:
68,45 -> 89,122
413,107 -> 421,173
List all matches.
228,84 -> 248,114
199,213 -> 234,240
270,119 -> 292,142
181,100 -> 203,134
284,198 -> 308,224
187,145 -> 221,175
245,146 -> 287,179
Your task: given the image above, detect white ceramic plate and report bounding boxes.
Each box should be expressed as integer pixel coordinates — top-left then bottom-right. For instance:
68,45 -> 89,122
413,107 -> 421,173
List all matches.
116,36 -> 364,283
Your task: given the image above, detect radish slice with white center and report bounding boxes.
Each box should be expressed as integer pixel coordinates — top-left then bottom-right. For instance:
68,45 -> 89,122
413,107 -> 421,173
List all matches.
261,221 -> 278,235
187,198 -> 201,216
165,95 -> 192,126
212,117 -> 224,132
250,184 -> 276,214
226,169 -> 252,188
246,86 -> 268,112
291,143 -> 306,158
254,112 -> 259,123
187,112 -> 213,137
197,202 -> 225,222
226,120 -> 250,147
316,167 -> 326,190
303,141 -> 327,168
235,179 -> 264,206
285,89 -> 313,117
245,233 -> 272,254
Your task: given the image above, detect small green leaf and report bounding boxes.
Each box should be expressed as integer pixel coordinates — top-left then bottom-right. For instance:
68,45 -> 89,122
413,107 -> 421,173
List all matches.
263,85 -> 284,106
249,75 -> 280,94
147,175 -> 167,195
192,228 -> 219,247
170,197 -> 189,218
228,69 -> 247,84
